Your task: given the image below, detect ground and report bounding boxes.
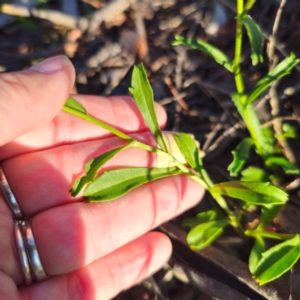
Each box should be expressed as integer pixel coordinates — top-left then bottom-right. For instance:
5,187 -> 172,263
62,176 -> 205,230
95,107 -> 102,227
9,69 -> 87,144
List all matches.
1,0 -> 300,299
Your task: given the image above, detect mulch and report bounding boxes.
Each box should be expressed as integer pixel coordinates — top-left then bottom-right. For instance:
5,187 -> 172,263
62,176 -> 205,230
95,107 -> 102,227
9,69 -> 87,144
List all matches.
1,0 -> 300,299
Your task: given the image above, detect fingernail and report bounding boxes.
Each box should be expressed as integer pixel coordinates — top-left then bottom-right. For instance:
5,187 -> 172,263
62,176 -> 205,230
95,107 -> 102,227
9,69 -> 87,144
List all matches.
30,55 -> 69,74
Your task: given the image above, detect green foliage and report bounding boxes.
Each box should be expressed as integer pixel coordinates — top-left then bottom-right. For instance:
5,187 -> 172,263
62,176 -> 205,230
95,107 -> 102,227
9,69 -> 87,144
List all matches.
282,123 -> 297,139
231,93 -> 269,155
249,236 -> 265,274
129,64 -> 168,152
247,53 -> 300,105
173,133 -> 203,173
252,235 -> 300,285
244,0 -> 257,13
238,14 -> 263,66
71,144 -> 132,196
241,166 -> 270,182
209,181 -> 288,205
172,36 -> 233,72
260,204 -> 283,228
84,167 -> 182,202
182,209 -> 224,229
65,96 -> 87,114
228,138 -> 254,176
265,156 -> 300,175
64,0 -> 300,284
187,219 -> 229,250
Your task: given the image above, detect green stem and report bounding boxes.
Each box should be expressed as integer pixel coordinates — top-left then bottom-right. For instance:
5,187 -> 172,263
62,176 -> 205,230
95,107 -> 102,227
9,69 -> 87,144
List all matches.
64,102 -> 241,227
62,105 -> 132,141
233,0 -> 246,104
63,104 -> 208,188
245,229 -> 296,240
232,0 -> 266,156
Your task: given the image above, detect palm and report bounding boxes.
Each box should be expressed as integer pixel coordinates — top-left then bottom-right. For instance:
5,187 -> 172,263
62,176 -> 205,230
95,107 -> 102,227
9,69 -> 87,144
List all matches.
0,95 -> 203,299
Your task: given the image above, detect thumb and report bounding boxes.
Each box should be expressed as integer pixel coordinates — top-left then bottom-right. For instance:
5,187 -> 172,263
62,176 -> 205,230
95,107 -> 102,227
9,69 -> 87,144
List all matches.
0,55 -> 75,146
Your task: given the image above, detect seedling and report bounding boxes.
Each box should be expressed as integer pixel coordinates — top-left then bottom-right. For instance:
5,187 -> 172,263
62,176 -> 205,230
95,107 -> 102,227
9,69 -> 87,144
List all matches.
62,0 -> 300,285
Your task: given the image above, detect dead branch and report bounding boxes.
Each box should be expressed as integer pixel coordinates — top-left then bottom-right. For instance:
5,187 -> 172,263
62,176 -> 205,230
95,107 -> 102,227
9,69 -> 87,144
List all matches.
0,4 -> 88,29
87,0 -> 138,33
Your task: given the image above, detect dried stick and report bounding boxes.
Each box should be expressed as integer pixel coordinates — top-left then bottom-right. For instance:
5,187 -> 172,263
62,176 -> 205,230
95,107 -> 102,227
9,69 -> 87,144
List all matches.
261,116 -> 300,128
87,0 -> 138,33
267,0 -> 287,68
266,0 -> 297,164
0,4 -> 88,29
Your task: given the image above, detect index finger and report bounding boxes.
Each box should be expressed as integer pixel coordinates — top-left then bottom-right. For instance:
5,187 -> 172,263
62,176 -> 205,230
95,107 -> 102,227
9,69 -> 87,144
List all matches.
0,95 -> 167,160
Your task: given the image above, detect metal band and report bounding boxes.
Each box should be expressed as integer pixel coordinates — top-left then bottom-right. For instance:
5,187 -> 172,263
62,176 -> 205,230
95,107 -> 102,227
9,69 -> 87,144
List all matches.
0,167 -> 23,220
14,220 -> 32,285
20,219 -> 48,282
1,167 -> 48,284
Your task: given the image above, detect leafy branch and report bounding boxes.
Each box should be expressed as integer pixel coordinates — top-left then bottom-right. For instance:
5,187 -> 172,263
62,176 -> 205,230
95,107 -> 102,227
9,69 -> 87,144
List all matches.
62,0 -> 300,286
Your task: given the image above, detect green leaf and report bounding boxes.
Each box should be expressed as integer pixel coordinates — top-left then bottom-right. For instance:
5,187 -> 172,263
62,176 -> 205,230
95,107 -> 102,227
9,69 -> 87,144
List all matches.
253,235 -> 300,285
249,236 -> 265,274
172,36 -> 233,72
244,0 -> 256,12
259,204 -> 283,229
209,181 -> 288,205
261,126 -> 276,154
187,219 -> 229,250
64,97 -> 87,114
84,167 -> 182,202
129,64 -> 168,152
231,93 -> 270,156
247,53 -> 300,105
70,144 -> 132,196
228,138 -> 254,176
238,14 -> 263,66
282,123 -> 297,139
182,209 -> 224,229
241,166 -> 270,182
173,133 -> 202,172
265,156 -> 300,175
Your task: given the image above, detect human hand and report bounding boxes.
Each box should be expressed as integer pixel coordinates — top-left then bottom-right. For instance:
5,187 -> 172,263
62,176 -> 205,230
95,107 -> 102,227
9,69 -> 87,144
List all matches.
0,56 -> 204,299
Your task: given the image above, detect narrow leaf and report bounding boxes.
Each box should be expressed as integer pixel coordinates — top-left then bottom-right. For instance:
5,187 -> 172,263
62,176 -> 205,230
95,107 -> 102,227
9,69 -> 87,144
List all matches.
265,156 -> 300,175
182,209 -> 224,229
231,93 -> 271,156
64,96 -> 87,114
241,166 -> 270,182
172,36 -> 233,72
259,204 -> 283,229
249,236 -> 265,274
238,14 -> 263,66
84,167 -> 182,202
209,181 -> 288,205
173,133 -> 202,172
247,53 -> 300,105
282,123 -> 297,139
187,219 -> 229,250
228,138 -> 254,176
244,0 -> 256,12
253,235 -> 300,285
129,64 -> 168,152
70,144 -> 131,196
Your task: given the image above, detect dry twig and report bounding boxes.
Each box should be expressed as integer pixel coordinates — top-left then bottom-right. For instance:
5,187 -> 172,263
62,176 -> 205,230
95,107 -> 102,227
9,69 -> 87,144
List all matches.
267,0 -> 287,68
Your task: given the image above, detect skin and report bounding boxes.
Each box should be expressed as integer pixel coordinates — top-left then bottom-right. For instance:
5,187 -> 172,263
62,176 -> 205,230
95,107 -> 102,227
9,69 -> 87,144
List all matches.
0,56 -> 204,300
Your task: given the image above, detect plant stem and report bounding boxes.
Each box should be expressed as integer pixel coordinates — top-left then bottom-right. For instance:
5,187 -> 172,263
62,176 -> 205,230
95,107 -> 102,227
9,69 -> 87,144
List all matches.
62,105 -> 133,141
64,101 -> 240,228
245,229 -> 296,240
63,104 -> 208,188
232,0 -> 266,156
233,0 -> 246,104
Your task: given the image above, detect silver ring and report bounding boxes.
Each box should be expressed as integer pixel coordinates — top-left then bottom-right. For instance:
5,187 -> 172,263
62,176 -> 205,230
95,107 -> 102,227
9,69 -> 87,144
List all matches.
20,219 -> 48,282
14,221 -> 32,285
0,167 -> 23,220
1,167 -> 48,283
